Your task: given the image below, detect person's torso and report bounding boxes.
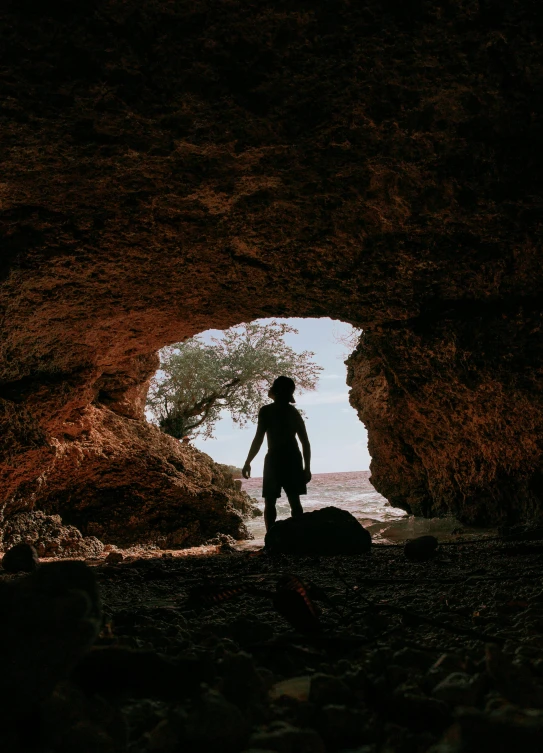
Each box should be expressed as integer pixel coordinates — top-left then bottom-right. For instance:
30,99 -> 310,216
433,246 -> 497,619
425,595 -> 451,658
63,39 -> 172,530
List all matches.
263,403 -> 300,453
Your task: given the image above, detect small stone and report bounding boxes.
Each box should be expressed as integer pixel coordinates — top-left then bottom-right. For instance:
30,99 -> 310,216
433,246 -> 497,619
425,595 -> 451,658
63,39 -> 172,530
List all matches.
184,690 -> 249,752
1,543 -> 39,573
427,653 -> 471,687
148,718 -> 179,753
342,667 -> 370,699
485,644 -> 543,707
206,533 -> 237,548
457,705 -> 543,753
392,647 -> 436,671
404,535 -> 439,562
105,551 -> 124,564
40,682 -> 126,753
269,676 -> 312,702
220,651 -> 265,707
249,721 -> 325,753
151,694 -> 255,753
386,664 -> 411,688
309,674 -> 352,706
227,616 -> 274,645
430,653 -> 468,674
433,672 -> 484,706
390,690 -> 451,733
317,704 -> 368,748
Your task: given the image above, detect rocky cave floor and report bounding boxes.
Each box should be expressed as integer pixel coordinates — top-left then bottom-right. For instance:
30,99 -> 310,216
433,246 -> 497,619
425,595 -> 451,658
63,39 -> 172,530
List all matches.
4,537 -> 543,753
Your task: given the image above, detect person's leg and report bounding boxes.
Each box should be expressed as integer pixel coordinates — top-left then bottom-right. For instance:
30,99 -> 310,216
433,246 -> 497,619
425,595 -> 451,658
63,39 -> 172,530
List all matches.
264,497 -> 278,531
286,491 -> 303,518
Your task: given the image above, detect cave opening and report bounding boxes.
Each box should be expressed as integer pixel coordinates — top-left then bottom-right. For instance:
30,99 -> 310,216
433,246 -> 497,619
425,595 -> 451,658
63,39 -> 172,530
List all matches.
146,316 -> 409,548
149,317 -> 369,475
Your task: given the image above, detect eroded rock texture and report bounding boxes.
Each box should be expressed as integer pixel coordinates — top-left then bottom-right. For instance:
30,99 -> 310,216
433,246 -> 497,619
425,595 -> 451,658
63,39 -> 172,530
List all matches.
1,0 -> 543,530
1,511 -> 104,558
1,400 -> 252,548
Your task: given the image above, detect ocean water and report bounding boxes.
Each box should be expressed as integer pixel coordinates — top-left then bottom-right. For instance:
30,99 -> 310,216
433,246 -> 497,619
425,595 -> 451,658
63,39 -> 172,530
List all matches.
241,470 -> 471,545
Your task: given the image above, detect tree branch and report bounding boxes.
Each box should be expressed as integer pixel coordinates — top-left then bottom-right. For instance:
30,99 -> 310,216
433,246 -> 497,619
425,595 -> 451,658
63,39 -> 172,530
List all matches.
184,377 -> 241,419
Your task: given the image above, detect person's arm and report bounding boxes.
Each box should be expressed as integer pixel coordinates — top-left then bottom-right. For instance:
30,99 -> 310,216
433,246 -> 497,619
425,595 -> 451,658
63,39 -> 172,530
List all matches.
296,413 -> 312,483
242,408 -> 266,479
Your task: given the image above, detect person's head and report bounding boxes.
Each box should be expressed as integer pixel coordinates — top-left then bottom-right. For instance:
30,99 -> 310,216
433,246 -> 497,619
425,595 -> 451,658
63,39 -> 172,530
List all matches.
268,376 -> 296,403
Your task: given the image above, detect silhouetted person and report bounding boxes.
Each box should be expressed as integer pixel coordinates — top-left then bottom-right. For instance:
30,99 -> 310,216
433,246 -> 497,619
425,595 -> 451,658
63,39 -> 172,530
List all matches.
242,376 -> 311,531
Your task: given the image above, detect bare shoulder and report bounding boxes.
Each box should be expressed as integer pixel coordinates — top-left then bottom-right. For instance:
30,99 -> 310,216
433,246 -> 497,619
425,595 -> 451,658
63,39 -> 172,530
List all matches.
258,403 -> 274,421
291,405 -> 305,423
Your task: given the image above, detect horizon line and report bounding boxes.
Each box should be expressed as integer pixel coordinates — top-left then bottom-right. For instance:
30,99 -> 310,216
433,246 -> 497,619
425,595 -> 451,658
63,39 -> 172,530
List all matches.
241,468 -> 370,480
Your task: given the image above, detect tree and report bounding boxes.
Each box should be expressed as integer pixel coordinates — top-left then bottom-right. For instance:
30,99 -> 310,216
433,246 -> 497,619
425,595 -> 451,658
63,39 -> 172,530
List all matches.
146,321 -> 323,440
332,324 -> 363,353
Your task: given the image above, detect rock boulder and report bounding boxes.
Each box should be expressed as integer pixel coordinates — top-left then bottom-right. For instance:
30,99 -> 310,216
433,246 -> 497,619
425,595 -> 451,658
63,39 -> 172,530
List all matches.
1,542 -> 39,573
0,561 -> 101,738
265,506 -> 371,556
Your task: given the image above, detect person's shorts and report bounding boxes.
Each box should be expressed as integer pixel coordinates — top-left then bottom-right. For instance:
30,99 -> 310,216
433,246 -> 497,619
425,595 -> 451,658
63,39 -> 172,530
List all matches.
262,447 -> 307,498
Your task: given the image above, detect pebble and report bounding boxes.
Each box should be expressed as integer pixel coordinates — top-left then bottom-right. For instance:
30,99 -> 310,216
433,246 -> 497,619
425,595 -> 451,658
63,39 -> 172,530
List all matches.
455,705 -> 543,753
390,689 -> 451,733
309,674 -> 353,706
227,616 -> 275,645
219,651 -> 266,707
150,691 -> 249,753
105,551 -> 124,564
485,645 -> 543,707
183,690 -> 249,752
316,704 -> 368,748
392,647 -> 436,671
249,721 -> 325,753
433,672 -> 484,706
270,676 -> 312,702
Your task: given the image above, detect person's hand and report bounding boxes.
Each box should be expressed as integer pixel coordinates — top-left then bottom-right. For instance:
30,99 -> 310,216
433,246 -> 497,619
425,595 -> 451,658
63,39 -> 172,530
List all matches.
304,468 -> 312,483
242,462 -> 251,479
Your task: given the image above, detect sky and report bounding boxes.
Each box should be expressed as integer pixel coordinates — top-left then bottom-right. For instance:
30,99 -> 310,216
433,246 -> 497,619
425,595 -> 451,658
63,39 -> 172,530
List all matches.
191,317 -> 371,476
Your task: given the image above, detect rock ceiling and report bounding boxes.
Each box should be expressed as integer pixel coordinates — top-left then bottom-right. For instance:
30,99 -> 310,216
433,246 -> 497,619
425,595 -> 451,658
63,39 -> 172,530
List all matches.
1,0 -> 543,537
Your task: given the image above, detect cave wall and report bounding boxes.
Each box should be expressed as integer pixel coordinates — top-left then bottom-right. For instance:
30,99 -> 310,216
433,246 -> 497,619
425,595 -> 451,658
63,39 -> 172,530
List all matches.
1,0 -> 543,534
347,305 -> 543,525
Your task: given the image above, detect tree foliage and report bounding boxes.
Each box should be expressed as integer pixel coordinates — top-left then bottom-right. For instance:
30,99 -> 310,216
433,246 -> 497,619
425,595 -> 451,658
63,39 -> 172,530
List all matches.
146,321 -> 322,440
332,324 -> 363,353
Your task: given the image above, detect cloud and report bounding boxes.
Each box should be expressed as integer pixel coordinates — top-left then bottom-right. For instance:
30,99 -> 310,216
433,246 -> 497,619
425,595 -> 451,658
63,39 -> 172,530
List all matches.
297,391 -> 350,406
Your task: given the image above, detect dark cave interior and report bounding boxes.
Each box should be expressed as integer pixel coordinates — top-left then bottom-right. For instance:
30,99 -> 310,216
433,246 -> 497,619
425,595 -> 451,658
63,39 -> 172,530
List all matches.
2,1 -> 543,751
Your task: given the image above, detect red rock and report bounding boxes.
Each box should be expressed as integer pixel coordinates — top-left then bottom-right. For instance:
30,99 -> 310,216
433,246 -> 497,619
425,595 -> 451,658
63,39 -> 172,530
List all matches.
105,551 -> 124,564
1,1 -> 543,533
0,511 -> 103,558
